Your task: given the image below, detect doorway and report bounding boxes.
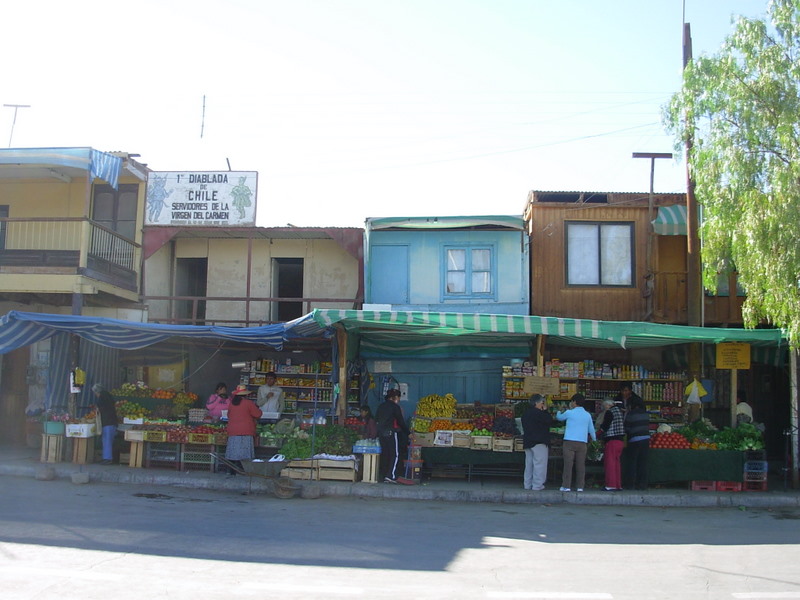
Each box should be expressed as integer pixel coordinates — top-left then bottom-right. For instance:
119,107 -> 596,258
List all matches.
175,258 -> 208,325
272,258 -> 304,322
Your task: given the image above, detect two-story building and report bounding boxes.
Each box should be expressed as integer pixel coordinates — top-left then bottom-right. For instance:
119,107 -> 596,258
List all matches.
0,147 -> 149,443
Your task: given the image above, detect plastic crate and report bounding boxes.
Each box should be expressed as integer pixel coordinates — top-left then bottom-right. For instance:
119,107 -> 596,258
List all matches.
181,451 -> 215,470
146,442 -> 180,469
690,480 -> 716,491
744,449 -> 766,461
166,430 -> 188,444
143,430 -> 167,443
715,481 -> 742,492
187,433 -> 213,444
744,470 -> 768,482
744,460 -> 768,473
743,480 -> 768,492
213,433 -> 229,445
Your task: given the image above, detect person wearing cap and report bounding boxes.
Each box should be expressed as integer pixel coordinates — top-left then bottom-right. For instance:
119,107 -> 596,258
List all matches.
225,384 -> 263,475
555,393 -> 596,492
92,383 -> 118,465
256,372 -> 285,415
375,388 -> 409,483
521,394 -> 553,491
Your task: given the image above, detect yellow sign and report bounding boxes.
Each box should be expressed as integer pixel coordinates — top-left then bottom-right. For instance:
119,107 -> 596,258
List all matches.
716,343 -> 750,370
523,376 -> 561,396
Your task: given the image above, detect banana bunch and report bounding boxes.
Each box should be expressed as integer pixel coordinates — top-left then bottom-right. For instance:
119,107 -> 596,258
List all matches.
415,393 -> 457,418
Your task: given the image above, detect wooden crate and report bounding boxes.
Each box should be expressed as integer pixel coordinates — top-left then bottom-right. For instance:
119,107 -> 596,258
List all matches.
281,467 -> 317,480
452,433 -> 472,448
318,458 -> 358,482
361,453 -> 380,483
413,432 -> 435,447
470,435 -> 492,451
41,434 -> 64,463
493,437 -> 514,453
124,429 -> 146,442
513,437 -> 524,452
129,441 -> 145,468
72,437 -> 95,464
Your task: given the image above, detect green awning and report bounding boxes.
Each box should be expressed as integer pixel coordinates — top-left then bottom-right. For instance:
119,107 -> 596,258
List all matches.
652,204 -> 687,235
285,309 -> 786,358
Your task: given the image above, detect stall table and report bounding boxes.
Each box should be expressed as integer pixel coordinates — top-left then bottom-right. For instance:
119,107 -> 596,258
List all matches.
421,447 -> 524,482
641,449 -> 745,484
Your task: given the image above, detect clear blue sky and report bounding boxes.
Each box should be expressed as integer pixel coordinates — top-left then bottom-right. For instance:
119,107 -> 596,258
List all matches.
1,0 -> 769,227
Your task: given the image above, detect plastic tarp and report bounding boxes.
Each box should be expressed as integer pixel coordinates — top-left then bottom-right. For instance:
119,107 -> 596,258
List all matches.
366,215 -> 524,231
0,147 -> 123,189
285,309 -> 786,357
0,311 -> 289,354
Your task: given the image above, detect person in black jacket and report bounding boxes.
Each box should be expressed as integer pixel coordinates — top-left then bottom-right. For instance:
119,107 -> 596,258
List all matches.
521,394 -> 553,491
624,395 -> 650,490
375,388 -> 409,483
92,383 -> 119,465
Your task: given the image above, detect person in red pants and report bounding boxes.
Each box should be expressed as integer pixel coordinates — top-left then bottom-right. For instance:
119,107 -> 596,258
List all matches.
598,398 -> 625,491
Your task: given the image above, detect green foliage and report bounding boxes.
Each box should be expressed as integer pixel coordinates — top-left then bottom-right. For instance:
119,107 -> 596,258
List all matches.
665,0 -> 800,346
712,423 -> 765,451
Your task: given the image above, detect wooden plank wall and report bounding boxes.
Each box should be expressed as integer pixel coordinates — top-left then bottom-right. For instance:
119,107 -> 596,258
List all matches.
528,202 -> 651,321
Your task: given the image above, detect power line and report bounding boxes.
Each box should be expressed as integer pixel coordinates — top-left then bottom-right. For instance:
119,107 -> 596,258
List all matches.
3,104 -> 30,147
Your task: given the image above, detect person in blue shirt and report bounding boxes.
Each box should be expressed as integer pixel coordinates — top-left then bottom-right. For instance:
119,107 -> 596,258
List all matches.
556,393 -> 596,492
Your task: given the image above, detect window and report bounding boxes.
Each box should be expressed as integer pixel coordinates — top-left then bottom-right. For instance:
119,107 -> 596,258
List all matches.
92,184 -> 139,240
444,246 -> 494,297
566,221 -> 634,286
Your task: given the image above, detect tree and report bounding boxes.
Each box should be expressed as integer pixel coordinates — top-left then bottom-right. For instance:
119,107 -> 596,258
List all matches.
666,0 -> 800,346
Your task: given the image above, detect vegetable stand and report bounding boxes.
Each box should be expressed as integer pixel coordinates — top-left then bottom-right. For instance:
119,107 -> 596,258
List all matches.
640,449 -> 745,483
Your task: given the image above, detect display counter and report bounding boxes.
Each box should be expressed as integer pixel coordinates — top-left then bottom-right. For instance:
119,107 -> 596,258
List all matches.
421,446 -> 524,481
641,449 -> 745,483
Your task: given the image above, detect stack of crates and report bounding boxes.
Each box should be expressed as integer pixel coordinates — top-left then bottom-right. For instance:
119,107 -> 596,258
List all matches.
181,443 -> 216,471
743,450 -> 768,491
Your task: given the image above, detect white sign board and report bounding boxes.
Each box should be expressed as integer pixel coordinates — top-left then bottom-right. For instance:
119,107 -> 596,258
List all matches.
145,171 -> 258,226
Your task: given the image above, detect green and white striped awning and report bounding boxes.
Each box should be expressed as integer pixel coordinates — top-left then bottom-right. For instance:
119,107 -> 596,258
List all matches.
652,204 -> 687,235
285,309 -> 786,358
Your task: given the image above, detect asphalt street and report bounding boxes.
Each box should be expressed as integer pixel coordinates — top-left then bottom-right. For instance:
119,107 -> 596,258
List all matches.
1,476 -> 799,600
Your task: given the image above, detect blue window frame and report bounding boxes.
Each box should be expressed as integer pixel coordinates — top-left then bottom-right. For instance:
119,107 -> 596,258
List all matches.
442,245 -> 496,298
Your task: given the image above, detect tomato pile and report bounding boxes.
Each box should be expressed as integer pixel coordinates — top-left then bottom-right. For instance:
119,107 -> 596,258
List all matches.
650,431 -> 691,449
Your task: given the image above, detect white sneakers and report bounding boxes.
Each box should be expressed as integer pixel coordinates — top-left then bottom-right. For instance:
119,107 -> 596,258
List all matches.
559,487 -> 584,492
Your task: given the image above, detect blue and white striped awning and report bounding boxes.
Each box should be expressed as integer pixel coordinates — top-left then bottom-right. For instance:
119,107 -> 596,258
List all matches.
652,204 -> 687,235
0,147 -> 123,189
0,311 -> 287,354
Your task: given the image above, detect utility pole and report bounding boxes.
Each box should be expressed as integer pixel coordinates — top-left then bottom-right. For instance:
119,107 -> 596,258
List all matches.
3,104 -> 31,147
683,24 -> 702,328
632,152 -> 673,321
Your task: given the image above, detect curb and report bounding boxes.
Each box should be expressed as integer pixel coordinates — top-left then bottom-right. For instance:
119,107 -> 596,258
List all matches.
3,462 -> 799,508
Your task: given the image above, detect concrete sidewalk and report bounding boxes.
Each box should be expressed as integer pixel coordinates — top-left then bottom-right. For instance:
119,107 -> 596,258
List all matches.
2,443 -> 799,508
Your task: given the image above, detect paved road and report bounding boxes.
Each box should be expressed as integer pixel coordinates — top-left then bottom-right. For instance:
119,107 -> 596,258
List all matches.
1,476 -> 799,599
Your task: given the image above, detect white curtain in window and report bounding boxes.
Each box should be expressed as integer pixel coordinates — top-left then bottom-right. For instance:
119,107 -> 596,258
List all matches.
471,249 -> 491,292
567,224 -> 599,285
600,225 -> 631,285
447,249 -> 466,293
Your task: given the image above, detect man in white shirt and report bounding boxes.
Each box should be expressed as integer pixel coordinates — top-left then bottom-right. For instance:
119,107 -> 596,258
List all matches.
257,372 -> 285,414
736,390 -> 753,425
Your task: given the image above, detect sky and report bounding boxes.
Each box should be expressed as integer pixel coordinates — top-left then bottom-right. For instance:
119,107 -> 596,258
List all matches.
1,0 -> 770,228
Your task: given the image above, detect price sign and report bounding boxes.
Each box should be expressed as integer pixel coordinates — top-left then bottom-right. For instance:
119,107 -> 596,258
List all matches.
716,343 -> 750,370
523,376 -> 561,396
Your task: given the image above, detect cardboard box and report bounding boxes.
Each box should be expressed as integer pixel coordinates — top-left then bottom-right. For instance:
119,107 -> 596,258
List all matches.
66,424 -> 97,438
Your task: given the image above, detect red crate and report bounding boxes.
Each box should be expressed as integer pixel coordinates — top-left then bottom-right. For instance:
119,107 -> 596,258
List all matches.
690,480 -> 715,491
743,480 -> 768,492
715,481 -> 742,492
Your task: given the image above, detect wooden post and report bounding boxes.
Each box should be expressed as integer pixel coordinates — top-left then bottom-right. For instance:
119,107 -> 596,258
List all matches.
336,324 -> 349,422
730,369 -> 738,429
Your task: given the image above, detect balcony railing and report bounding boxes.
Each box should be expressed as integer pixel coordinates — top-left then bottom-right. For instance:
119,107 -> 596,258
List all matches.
0,217 -> 140,291
143,295 -> 362,327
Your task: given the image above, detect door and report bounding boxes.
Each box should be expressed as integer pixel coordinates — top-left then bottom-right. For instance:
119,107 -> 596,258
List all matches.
370,245 -> 409,304
175,258 -> 208,324
272,258 -> 304,322
654,236 -> 687,322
